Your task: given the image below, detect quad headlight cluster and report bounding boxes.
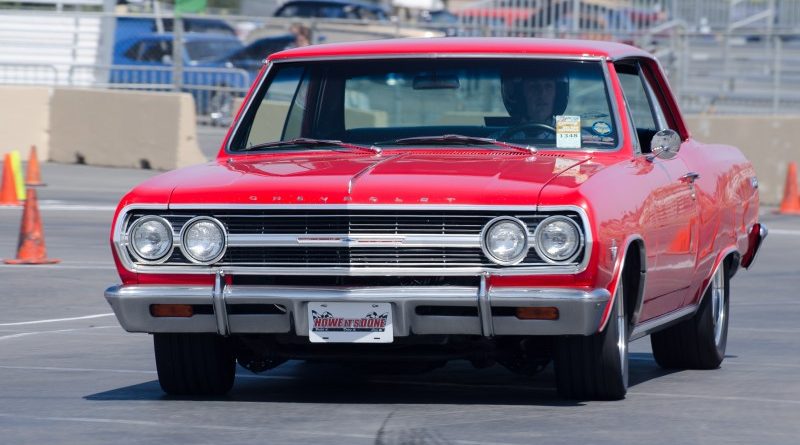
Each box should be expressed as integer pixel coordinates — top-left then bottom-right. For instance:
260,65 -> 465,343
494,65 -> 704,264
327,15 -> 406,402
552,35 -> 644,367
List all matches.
127,216 -> 227,264
480,215 -> 583,266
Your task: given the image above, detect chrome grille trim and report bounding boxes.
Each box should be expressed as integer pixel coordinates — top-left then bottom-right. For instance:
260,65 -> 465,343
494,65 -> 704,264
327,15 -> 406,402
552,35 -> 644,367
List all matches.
113,204 -> 592,276
227,233 -> 480,248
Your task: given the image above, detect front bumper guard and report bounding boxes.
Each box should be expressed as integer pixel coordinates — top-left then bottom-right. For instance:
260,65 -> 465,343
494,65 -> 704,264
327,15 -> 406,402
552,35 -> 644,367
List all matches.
105,274 -> 610,338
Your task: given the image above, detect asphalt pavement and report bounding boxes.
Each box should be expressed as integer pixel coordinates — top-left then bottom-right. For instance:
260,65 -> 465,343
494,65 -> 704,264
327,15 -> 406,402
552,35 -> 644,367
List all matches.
0,157 -> 799,444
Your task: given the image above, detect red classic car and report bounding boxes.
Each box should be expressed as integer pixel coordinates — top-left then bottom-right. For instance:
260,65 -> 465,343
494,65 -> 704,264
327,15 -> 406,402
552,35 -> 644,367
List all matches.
105,38 -> 766,400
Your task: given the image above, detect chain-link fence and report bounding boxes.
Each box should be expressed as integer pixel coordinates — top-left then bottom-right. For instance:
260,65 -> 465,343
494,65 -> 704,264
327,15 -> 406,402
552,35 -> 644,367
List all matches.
1,1 -> 800,119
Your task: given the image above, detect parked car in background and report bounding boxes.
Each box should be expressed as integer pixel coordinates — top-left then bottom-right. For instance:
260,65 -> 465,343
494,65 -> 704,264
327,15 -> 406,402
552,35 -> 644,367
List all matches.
274,0 -> 390,20
111,32 -> 292,123
116,16 -> 237,39
105,38 -> 766,401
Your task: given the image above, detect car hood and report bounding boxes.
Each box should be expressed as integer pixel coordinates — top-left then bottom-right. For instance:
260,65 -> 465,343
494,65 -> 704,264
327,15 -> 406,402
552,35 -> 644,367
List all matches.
165,151 -> 593,207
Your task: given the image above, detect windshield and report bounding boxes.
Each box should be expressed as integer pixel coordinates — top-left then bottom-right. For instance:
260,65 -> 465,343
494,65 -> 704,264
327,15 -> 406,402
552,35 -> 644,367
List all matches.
185,39 -> 243,62
230,58 -> 618,152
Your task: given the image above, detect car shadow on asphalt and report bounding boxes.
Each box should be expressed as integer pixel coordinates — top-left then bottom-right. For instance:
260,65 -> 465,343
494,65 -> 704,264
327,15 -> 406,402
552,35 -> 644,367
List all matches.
84,353 -> 682,406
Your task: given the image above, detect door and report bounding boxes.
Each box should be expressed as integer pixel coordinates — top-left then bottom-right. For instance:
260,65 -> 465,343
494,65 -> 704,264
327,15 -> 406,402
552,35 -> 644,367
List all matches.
616,60 -> 699,321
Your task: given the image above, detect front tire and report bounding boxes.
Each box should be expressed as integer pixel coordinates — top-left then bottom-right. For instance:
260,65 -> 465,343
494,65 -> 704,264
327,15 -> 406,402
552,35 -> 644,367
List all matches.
554,282 -> 629,400
651,262 -> 730,369
153,333 -> 236,396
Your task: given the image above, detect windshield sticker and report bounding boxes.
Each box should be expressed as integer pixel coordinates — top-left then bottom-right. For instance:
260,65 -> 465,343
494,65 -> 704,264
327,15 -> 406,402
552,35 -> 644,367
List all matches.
591,121 -> 613,136
556,115 -> 581,149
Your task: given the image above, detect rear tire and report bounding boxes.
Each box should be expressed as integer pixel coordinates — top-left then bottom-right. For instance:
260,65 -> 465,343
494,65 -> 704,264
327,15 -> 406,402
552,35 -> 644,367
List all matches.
153,333 -> 236,396
651,262 -> 730,369
554,282 -> 629,400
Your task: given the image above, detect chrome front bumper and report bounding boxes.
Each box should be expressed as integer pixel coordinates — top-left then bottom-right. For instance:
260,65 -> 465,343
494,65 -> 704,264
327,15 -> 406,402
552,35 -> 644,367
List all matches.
105,275 -> 610,337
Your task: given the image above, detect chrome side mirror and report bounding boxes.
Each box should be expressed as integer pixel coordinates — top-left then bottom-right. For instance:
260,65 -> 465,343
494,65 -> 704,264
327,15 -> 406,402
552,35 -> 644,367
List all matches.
649,129 -> 681,160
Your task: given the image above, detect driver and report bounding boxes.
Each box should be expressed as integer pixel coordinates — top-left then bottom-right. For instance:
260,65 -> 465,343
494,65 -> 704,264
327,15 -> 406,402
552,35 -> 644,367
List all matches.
500,68 -> 570,138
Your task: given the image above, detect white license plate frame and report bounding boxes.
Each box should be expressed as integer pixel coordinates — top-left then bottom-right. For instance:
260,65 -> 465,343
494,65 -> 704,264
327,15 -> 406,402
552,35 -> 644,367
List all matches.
308,302 -> 393,343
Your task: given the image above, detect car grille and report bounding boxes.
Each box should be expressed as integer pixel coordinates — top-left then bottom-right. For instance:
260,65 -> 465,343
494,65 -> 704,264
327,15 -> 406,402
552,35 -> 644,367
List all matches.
126,209 -> 585,270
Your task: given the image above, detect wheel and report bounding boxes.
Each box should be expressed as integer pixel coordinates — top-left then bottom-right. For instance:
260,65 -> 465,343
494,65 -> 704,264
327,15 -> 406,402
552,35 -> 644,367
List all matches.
153,333 -> 236,396
651,262 -> 729,369
554,282 -> 629,400
498,122 -> 556,140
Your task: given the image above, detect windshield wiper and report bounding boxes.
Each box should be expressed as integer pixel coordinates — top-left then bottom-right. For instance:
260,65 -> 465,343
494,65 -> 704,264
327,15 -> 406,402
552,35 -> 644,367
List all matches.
376,134 -> 536,154
242,138 -> 381,154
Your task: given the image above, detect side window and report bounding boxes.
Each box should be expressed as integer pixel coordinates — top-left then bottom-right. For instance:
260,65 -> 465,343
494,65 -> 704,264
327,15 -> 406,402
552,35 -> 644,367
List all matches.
245,67 -> 306,147
616,62 -> 666,153
140,41 -> 172,63
123,41 -> 144,60
277,5 -> 297,17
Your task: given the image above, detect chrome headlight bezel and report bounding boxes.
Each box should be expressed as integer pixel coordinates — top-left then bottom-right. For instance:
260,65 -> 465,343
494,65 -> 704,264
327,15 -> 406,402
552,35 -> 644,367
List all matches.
480,216 -> 531,266
126,215 -> 174,264
533,215 -> 583,264
179,216 -> 228,265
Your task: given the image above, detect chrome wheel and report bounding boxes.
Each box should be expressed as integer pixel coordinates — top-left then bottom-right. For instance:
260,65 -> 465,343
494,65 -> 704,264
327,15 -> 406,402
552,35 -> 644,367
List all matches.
616,284 -> 629,387
711,266 -> 727,346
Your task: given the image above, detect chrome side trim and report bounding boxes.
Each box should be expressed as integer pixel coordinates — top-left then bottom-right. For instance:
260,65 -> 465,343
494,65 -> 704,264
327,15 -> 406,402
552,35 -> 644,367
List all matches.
630,305 -> 697,341
270,54 -> 610,64
477,274 -> 493,337
212,271 -> 230,336
598,235 -> 645,333
112,204 -> 592,277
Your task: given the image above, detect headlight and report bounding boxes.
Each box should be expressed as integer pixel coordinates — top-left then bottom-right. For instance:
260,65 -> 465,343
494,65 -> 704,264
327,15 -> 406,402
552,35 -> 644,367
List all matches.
534,216 -> 582,263
128,216 -> 173,262
180,217 -> 227,264
481,217 -> 529,265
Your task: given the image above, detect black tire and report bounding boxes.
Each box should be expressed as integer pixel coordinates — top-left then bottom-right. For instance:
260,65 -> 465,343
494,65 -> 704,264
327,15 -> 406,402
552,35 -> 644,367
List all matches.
153,333 -> 236,396
651,262 -> 729,369
554,283 -> 629,400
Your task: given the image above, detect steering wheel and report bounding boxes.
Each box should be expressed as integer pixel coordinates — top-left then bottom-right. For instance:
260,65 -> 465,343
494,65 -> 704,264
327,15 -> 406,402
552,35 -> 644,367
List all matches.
498,122 -> 557,140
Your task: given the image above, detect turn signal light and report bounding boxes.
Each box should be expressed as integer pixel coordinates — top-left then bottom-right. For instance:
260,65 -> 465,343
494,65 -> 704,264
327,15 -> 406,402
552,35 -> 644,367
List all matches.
150,304 -> 194,318
516,307 -> 559,320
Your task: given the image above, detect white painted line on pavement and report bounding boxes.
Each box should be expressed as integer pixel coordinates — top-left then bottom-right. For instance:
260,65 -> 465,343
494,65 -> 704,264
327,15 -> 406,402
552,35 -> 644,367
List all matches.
0,364 -> 297,381
0,326 -> 117,341
0,264 -> 116,270
0,202 -> 116,212
0,413 -> 380,440
769,229 -> 800,236
0,365 -> 155,375
631,391 -> 800,406
0,313 -> 114,327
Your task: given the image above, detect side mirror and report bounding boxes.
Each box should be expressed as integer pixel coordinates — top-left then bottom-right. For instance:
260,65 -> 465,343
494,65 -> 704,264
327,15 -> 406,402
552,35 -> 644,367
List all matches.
649,129 -> 681,160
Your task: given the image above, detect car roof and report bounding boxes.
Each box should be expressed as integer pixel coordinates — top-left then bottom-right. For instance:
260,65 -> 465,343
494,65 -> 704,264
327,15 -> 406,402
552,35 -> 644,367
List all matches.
268,37 -> 653,62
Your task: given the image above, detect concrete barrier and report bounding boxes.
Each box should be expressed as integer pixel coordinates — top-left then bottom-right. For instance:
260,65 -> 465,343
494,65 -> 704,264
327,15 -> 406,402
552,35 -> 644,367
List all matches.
0,86 -> 50,160
686,115 -> 798,206
49,88 -> 207,170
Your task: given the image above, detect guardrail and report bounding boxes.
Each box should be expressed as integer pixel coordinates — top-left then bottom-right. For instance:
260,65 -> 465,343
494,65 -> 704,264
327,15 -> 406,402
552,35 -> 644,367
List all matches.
0,63 -> 59,85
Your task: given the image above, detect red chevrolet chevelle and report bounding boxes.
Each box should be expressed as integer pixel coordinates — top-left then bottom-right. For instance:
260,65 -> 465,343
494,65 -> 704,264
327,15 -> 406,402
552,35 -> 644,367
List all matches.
105,38 -> 766,400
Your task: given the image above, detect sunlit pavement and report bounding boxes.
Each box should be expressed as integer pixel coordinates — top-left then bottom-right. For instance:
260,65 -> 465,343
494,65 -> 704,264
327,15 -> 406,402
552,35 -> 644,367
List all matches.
0,162 -> 799,444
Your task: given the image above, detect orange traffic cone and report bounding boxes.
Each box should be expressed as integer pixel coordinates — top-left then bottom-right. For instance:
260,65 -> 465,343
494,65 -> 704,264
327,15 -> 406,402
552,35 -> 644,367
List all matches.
778,162 -> 800,215
4,188 -> 59,264
25,145 -> 45,187
0,153 -> 20,206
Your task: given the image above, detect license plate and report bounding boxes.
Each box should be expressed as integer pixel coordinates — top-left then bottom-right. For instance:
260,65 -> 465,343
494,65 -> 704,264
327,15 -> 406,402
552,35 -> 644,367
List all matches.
308,302 -> 393,343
